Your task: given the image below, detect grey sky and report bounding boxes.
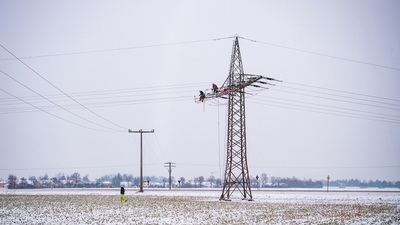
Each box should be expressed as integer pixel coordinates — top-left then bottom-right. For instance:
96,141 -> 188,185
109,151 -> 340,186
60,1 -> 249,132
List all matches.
1,1 -> 399,182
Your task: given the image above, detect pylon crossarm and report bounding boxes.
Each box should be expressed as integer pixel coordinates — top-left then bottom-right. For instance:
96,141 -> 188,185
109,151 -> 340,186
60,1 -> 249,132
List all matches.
220,74 -> 262,91
194,75 -> 281,103
194,74 -> 281,103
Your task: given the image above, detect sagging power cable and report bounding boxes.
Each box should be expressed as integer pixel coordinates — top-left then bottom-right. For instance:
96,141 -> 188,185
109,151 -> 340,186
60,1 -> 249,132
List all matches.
0,43 -> 127,131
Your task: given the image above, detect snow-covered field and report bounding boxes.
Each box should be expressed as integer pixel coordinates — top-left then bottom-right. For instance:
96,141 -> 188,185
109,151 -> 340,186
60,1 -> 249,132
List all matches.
1,188 -> 399,224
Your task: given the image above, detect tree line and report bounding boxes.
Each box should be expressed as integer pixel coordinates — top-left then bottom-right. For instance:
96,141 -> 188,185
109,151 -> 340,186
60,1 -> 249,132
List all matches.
5,172 -> 400,189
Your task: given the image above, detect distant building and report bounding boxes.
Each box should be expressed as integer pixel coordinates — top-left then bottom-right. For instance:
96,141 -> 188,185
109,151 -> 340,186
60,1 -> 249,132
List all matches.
120,181 -> 132,188
101,181 -> 112,188
0,181 -> 7,188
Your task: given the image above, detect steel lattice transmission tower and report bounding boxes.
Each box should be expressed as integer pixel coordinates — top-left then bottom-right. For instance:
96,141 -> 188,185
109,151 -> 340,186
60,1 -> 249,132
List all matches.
220,37 -> 254,201
196,36 -> 281,201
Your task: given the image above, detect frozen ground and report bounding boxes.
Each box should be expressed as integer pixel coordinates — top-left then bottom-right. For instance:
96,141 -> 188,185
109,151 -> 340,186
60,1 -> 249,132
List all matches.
1,188 -> 399,224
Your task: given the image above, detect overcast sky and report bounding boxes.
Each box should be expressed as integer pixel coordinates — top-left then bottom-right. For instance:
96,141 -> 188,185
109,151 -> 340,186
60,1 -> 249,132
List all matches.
1,0 -> 399,183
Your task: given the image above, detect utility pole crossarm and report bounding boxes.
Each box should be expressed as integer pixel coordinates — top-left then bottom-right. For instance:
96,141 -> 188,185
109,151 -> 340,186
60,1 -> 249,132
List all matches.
128,129 -> 155,134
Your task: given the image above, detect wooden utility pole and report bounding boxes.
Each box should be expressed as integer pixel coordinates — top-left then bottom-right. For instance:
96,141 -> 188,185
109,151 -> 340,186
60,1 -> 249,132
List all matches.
164,162 -> 176,190
128,129 -> 154,192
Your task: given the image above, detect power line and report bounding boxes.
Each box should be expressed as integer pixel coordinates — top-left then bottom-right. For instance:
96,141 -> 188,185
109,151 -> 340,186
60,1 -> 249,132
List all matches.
0,37 -> 233,61
0,69 -> 123,131
172,162 -> 400,169
2,75 -> 398,124
1,35 -> 396,73
249,82 -> 400,124
269,88 -> 400,112
278,84 -> 400,108
142,134 -> 164,165
0,95 -> 193,114
285,81 -> 400,103
153,133 -> 168,163
3,87 -> 397,117
0,81 -> 213,106
248,99 -> 400,124
6,163 -> 396,172
0,43 -> 127,131
0,85 -> 195,114
0,81 -> 215,114
256,94 -> 400,120
0,88 -> 113,132
239,37 -> 400,71
211,89 -> 400,124
251,165 -> 400,170
2,77 -> 399,123
204,78 -> 400,123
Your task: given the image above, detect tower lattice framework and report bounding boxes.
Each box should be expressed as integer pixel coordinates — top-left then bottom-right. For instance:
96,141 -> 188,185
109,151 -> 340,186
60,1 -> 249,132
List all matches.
195,36 -> 281,201
220,37 -> 255,201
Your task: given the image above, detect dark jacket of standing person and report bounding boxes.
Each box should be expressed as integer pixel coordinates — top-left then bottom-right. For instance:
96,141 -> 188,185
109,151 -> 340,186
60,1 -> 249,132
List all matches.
199,91 -> 205,102
120,187 -> 127,202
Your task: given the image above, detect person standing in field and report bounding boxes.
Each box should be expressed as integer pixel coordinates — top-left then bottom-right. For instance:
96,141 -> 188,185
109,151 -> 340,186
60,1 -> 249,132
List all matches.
120,186 -> 127,202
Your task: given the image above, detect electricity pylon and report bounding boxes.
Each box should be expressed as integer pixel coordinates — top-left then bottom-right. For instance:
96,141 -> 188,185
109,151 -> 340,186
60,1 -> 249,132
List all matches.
196,36 -> 281,201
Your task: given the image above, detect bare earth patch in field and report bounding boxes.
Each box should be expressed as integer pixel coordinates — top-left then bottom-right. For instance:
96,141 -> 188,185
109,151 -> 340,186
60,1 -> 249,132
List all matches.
1,189 -> 399,224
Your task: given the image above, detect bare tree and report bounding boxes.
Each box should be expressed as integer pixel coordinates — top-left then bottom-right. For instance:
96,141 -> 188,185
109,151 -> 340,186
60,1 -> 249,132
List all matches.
39,173 -> 49,181
19,177 -> 28,189
83,175 -> 90,184
198,176 -> 205,188
8,174 -> 18,189
29,176 -> 41,188
208,175 -> 215,188
179,177 -> 186,187
260,173 -> 268,187
70,172 -> 81,187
